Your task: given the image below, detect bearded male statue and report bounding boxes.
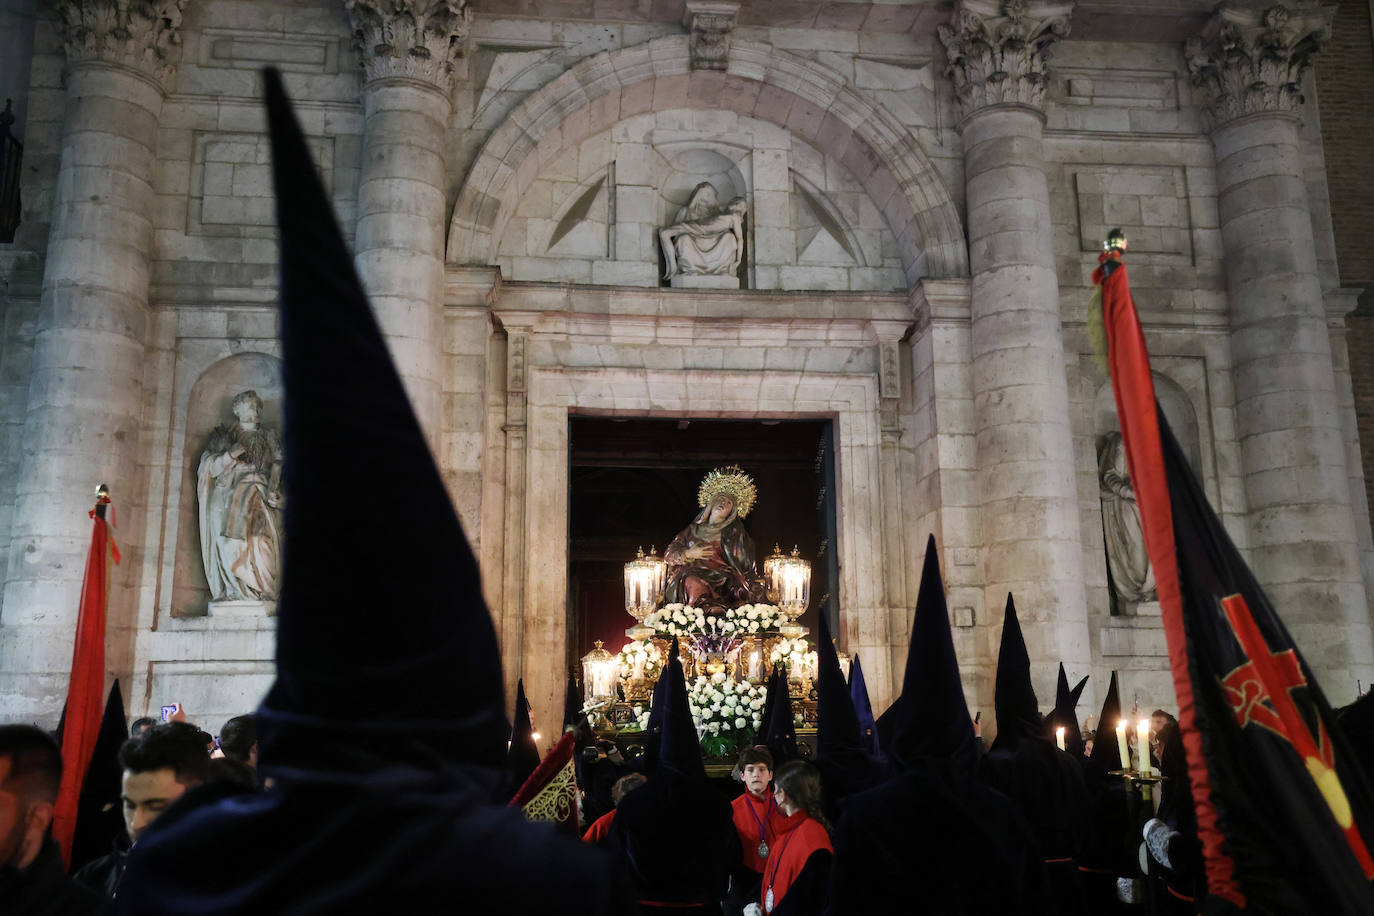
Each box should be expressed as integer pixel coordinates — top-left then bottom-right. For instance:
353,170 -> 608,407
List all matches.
197,390 -> 284,603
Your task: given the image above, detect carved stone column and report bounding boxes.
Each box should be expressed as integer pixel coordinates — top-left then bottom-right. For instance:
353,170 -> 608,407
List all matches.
938,0 -> 1092,710
0,0 -> 185,722
1187,4 -> 1374,694
345,0 -> 469,444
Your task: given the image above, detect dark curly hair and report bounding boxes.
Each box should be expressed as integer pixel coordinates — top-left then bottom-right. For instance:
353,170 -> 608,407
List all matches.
118,722 -> 210,786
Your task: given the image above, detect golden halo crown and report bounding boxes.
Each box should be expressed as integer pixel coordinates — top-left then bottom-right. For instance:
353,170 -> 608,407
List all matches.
697,465 -> 757,518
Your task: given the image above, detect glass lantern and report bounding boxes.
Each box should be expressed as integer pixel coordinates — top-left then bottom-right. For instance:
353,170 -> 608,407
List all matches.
580,641 -> 619,735
624,546 -> 666,621
763,544 -> 786,604
773,546 -> 811,620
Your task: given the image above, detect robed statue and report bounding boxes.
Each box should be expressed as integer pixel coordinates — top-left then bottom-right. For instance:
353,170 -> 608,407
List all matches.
663,465 -> 765,613
197,390 -> 284,602
1099,431 -> 1156,606
659,183 -> 747,280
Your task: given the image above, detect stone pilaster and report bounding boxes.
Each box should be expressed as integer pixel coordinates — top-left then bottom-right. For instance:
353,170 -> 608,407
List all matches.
1186,4 -> 1373,695
938,0 -> 1091,712
345,0 -> 470,443
0,0 -> 185,723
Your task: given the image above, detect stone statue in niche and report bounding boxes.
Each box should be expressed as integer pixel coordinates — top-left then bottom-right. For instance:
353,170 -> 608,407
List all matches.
663,465 -> 765,614
1099,431 -> 1156,607
659,182 -> 747,285
198,390 -> 284,605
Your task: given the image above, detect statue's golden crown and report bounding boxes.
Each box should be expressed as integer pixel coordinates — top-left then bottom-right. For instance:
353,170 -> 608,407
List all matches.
697,465 -> 757,518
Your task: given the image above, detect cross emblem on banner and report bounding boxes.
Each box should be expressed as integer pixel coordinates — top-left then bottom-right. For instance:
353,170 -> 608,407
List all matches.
1219,593 -> 1374,877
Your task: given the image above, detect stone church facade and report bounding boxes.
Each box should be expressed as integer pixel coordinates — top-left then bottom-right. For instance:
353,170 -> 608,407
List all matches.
2,0 -> 1372,740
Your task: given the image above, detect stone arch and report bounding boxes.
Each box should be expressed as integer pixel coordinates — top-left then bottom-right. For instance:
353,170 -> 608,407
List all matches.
447,36 -> 969,283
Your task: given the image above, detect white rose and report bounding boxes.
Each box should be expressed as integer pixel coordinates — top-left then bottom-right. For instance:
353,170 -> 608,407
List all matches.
711,672 -> 727,684
735,717 -> 747,729
708,722 -> 721,734
749,622 -> 759,632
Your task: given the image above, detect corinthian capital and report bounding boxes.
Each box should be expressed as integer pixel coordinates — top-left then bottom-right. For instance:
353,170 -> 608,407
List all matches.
937,0 -> 1073,121
345,0 -> 472,91
1185,4 -> 1333,129
54,0 -> 188,87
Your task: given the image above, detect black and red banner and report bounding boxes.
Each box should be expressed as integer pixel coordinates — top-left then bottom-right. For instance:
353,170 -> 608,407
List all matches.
1098,248 -> 1374,912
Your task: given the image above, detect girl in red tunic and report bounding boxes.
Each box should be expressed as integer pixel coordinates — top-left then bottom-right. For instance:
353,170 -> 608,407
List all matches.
761,762 -> 832,916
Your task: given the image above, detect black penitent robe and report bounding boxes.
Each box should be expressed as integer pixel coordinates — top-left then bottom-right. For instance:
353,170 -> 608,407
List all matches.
829,760 -> 1052,915
111,769 -> 633,914
612,771 -> 738,910
980,742 -> 1093,916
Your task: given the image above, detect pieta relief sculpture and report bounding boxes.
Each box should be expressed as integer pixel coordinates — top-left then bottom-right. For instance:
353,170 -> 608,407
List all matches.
659,182 -> 748,282
1099,431 -> 1156,608
197,390 -> 284,604
662,464 -> 766,614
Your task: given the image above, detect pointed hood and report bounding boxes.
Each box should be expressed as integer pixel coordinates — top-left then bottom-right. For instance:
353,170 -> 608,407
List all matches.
1048,664 -> 1089,756
1088,671 -> 1124,769
656,638 -> 705,780
816,614 -> 862,760
757,661 -> 781,743
507,679 -> 541,792
71,680 -> 129,870
642,636 -> 678,771
759,663 -> 799,766
990,594 -> 1043,753
849,654 -> 882,760
257,70 -> 507,773
562,673 -> 582,733
889,536 -> 976,771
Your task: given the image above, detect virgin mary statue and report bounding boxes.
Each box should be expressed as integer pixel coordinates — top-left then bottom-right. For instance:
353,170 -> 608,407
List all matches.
663,465 -> 765,613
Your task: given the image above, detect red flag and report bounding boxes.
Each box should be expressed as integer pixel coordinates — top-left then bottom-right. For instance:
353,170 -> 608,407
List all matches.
52,490 -> 120,865
1098,244 -> 1374,911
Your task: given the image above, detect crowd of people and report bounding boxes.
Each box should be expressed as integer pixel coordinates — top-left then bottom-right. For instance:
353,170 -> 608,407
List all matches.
6,69 -> 1373,915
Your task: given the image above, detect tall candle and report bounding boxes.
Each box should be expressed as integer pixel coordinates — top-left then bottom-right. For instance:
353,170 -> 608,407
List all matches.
1116,720 -> 1130,771
1055,727 -> 1066,751
749,650 -> 761,681
1136,719 -> 1152,776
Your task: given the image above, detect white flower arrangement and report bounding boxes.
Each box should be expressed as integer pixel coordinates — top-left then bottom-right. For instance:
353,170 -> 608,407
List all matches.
768,636 -> 813,672
640,603 -> 787,639
633,676 -> 769,757
723,604 -> 788,633
643,603 -> 708,638
616,639 -> 661,680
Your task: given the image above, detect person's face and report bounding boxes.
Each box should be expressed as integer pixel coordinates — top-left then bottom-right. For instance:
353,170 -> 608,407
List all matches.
772,784 -> 794,815
0,759 -> 49,870
742,762 -> 772,797
709,495 -> 734,524
233,399 -> 260,425
122,767 -> 189,844
1151,714 -> 1167,739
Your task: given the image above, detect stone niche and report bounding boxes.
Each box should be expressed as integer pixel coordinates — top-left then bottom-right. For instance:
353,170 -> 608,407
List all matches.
169,352 -> 284,618
494,109 -> 904,291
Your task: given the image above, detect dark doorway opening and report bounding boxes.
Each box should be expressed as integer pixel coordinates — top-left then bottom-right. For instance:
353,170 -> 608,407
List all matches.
568,416 -> 839,676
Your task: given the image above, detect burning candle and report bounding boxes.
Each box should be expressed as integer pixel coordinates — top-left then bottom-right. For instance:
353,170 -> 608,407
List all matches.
748,650 -> 761,681
1136,719 -> 1152,776
1055,726 -> 1066,751
1116,720 -> 1129,771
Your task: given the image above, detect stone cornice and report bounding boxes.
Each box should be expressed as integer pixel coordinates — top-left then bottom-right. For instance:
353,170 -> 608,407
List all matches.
937,0 -> 1074,121
345,0 -> 471,91
54,0 -> 187,88
1184,3 -> 1333,130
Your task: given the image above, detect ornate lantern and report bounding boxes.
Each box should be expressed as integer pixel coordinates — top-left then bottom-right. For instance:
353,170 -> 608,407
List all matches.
763,543 -> 786,604
580,641 -> 619,735
624,546 -> 666,620
772,546 -> 811,620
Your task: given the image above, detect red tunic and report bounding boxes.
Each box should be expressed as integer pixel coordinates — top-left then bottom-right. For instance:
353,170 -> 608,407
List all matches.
762,817 -> 832,914
582,809 -> 615,844
731,792 -> 805,873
